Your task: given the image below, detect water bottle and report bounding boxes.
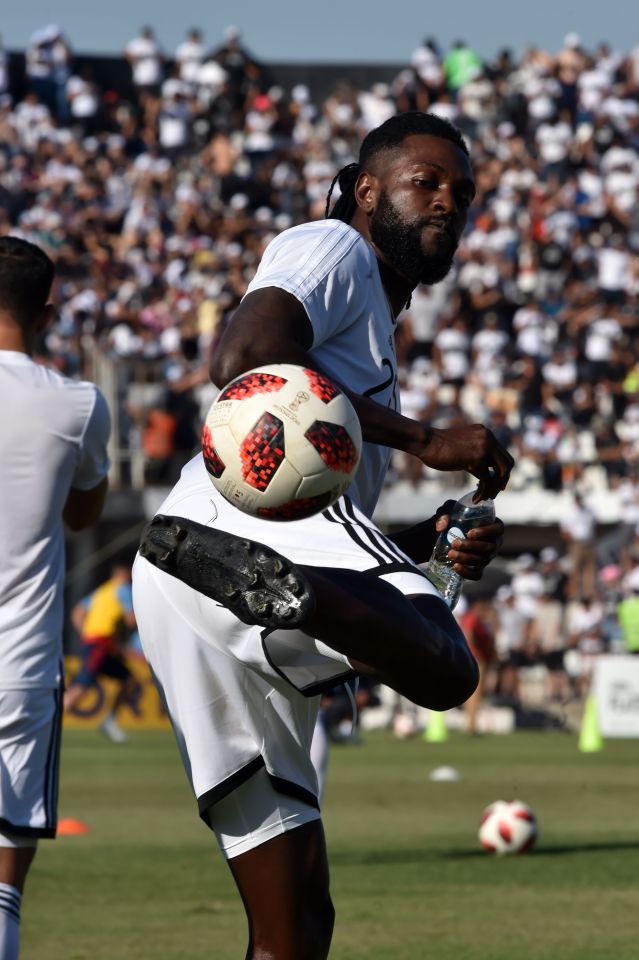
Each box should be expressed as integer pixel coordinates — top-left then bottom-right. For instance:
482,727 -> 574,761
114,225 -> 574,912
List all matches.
423,491 -> 495,610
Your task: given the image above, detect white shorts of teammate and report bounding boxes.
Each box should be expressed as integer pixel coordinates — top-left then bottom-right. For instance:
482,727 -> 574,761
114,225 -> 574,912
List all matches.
132,454 -> 439,859
0,686 -> 63,847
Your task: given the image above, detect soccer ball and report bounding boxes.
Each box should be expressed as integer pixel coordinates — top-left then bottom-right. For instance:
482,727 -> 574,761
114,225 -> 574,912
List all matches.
202,363 -> 362,520
478,800 -> 537,855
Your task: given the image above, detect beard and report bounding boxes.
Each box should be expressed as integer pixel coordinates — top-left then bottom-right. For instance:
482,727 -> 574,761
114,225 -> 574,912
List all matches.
369,190 -> 457,286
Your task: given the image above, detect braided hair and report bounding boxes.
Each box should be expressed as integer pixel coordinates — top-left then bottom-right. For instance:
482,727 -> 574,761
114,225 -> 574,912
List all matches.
325,111 -> 469,223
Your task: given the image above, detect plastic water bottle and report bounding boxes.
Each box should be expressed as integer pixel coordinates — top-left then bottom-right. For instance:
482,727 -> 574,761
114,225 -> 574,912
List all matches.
423,491 -> 495,610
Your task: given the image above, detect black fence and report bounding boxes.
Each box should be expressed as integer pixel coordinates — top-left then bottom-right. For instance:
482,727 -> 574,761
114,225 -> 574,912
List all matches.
6,49 -> 404,105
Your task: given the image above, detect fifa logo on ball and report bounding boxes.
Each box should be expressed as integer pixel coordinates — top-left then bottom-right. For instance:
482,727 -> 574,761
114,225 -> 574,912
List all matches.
288,391 -> 310,412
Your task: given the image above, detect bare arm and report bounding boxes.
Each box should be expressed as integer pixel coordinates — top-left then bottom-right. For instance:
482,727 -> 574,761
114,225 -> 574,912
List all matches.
211,288 -> 514,501
212,288 -> 434,450
63,476 -> 108,532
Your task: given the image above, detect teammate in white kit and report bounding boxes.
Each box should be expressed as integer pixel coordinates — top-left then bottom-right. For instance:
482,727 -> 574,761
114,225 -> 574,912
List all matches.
0,237 -> 111,960
134,112 -> 513,959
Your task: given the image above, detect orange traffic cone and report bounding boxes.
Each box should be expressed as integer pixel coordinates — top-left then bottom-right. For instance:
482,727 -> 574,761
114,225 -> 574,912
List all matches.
56,817 -> 90,836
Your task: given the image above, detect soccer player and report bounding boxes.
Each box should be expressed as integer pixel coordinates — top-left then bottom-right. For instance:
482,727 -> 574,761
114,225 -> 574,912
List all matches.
64,559 -> 141,744
133,112 -> 513,959
0,237 -> 111,959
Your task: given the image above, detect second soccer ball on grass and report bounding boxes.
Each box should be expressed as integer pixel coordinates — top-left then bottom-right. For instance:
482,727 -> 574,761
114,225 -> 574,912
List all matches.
478,799 -> 538,855
203,363 -> 362,520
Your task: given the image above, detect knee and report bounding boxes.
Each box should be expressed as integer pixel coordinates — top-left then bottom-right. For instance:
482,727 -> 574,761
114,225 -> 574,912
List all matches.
0,844 -> 37,891
295,898 -> 337,959
300,894 -> 335,959
409,617 -> 480,711
422,599 -> 481,710
409,652 -> 479,711
252,892 -> 335,960
320,895 -> 336,945
290,894 -> 335,960
427,650 -> 480,711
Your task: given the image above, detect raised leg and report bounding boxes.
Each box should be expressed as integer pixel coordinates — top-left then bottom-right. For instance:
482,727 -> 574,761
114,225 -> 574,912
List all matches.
140,516 -> 478,710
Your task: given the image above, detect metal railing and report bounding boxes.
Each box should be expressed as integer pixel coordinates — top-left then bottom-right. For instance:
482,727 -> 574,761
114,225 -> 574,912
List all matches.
92,352 -> 164,491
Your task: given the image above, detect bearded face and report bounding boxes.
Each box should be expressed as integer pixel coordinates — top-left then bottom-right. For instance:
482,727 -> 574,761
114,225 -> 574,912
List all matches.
369,189 -> 459,286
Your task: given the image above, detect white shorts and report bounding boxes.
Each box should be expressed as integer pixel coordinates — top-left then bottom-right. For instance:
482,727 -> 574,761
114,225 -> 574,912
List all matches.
209,766 -> 321,859
0,685 -> 63,839
132,455 -> 439,852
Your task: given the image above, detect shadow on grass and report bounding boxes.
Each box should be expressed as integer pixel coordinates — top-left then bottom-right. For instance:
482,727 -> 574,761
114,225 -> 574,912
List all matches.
331,840 -> 639,867
331,849 -> 431,867
446,841 -> 639,858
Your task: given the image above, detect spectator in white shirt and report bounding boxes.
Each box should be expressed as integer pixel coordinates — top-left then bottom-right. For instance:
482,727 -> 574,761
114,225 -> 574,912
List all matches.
175,29 -> 205,87
158,81 -> 193,157
597,234 -> 631,304
410,36 -> 444,109
433,316 -> 471,404
584,310 -> 622,380
534,109 -> 573,184
511,553 -> 545,620
565,595 -> 605,696
513,300 -> 557,361
65,67 -> 100,136
125,26 -> 164,98
560,492 -> 598,599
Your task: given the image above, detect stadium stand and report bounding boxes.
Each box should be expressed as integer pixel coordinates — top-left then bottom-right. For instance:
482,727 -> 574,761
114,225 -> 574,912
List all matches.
2,25 -> 639,724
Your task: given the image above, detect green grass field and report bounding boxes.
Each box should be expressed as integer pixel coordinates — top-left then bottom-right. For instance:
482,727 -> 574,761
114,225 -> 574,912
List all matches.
23,729 -> 639,960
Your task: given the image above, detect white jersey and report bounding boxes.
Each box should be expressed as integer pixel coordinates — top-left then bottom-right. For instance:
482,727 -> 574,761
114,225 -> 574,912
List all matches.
245,219 -> 399,518
0,352 -> 111,688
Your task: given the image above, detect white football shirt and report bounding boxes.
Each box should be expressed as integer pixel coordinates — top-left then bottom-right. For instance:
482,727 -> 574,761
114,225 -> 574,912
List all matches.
244,219 -> 399,517
125,36 -> 162,87
0,352 -> 111,688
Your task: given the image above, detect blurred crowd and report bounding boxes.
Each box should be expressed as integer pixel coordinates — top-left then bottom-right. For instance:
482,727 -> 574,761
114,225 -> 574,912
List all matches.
452,510 -> 639,728
4,22 -> 639,723
1,24 -> 638,497
349,493 -> 639,735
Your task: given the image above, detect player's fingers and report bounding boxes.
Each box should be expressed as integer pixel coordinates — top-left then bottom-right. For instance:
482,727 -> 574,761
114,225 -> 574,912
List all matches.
448,541 -> 497,567
449,519 -> 503,553
485,444 -> 515,496
451,561 -> 485,581
449,540 -> 496,559
467,520 -> 505,544
494,447 -> 515,491
469,433 -> 514,500
448,524 -> 502,564
473,466 -> 502,502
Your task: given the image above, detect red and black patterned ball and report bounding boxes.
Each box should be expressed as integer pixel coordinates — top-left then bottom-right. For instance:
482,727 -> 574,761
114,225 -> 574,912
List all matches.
203,363 -> 362,521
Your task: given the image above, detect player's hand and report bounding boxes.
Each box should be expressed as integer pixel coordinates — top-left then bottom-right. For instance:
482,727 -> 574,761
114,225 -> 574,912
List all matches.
421,425 -> 514,501
434,511 -> 505,581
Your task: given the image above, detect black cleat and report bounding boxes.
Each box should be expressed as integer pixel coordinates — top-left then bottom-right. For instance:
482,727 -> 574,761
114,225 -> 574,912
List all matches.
139,515 -> 316,630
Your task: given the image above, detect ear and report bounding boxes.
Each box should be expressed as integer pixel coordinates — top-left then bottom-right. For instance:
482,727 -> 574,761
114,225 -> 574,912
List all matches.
354,170 -> 380,216
35,303 -> 57,335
